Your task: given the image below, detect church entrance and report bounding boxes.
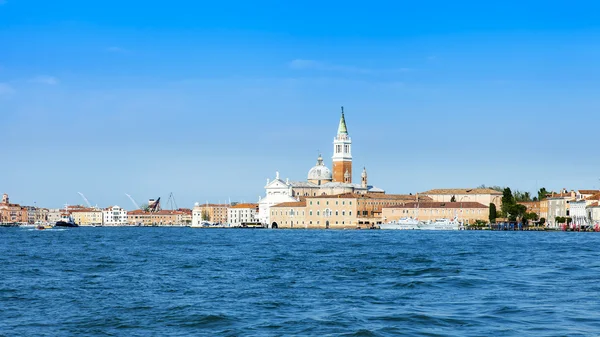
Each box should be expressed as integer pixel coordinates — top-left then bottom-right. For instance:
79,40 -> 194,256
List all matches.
271,222 -> 278,229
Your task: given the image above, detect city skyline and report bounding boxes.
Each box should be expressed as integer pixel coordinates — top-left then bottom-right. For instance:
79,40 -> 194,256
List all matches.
2,1 -> 600,208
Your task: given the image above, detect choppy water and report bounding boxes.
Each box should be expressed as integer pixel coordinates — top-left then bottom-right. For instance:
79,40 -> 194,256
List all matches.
2,228 -> 600,336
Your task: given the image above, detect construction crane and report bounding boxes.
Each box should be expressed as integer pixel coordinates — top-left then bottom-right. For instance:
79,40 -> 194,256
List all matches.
166,192 -> 178,210
77,192 -> 92,208
125,193 -> 141,210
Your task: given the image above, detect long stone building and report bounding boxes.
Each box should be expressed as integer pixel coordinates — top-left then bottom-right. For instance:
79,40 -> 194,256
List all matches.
270,193 -> 429,229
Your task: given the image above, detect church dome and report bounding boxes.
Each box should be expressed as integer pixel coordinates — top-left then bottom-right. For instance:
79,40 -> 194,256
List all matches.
308,154 -> 332,181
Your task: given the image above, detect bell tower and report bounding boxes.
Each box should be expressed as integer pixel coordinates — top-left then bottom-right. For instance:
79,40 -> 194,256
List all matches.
332,106 -> 352,183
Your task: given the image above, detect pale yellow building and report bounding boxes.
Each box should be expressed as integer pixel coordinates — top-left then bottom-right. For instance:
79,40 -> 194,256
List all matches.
270,193 -> 429,229
421,188 -> 502,210
71,208 -> 103,226
382,202 -> 489,224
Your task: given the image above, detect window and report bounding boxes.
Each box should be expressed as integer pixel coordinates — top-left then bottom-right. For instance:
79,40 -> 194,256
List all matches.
310,211 -> 313,216
342,211 -> 345,216
317,211 -> 320,216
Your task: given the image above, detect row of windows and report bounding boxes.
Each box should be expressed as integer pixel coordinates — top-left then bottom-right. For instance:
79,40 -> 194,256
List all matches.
309,200 -> 353,206
271,210 -> 353,217
400,209 -> 483,214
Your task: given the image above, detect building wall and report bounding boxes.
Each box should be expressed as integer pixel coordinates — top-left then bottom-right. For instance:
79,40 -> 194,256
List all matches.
228,204 -> 259,227
539,199 -> 549,222
0,204 -> 28,223
547,198 -> 569,228
424,193 -> 502,210
127,211 -> 180,226
270,205 -> 307,228
332,161 -> 352,183
103,206 -> 128,226
382,203 -> 489,224
71,210 -> 103,226
270,194 -> 423,229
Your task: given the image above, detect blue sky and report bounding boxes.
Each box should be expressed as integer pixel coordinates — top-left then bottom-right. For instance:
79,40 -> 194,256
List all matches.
2,0 -> 600,208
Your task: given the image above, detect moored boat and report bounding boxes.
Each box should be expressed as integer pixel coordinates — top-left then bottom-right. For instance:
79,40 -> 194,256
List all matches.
418,217 -> 462,230
379,217 -> 421,230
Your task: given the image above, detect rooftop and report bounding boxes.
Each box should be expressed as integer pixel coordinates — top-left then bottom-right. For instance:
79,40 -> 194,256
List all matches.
272,201 -> 307,208
230,203 -> 259,209
421,188 -> 502,195
385,202 -> 488,209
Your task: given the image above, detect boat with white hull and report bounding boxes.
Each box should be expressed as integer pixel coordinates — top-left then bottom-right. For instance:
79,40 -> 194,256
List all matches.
379,218 -> 421,230
418,218 -> 462,231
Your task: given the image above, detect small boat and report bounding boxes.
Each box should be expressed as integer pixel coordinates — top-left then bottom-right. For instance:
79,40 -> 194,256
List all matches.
380,217 -> 421,230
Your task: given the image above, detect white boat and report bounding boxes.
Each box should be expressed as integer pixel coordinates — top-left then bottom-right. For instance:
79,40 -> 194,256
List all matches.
418,218 -> 462,231
380,217 -> 421,230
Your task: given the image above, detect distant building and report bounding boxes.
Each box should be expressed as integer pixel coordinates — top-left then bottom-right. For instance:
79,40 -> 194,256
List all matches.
0,193 -> 28,224
102,205 -> 128,226
270,193 -> 428,229
127,210 -> 186,226
547,191 -> 575,228
228,203 -> 259,227
71,208 -> 103,226
421,188 -> 502,210
382,202 -> 489,224
25,206 -> 48,224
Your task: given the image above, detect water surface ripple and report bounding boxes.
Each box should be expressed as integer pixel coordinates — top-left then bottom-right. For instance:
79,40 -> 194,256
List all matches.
2,228 -> 600,336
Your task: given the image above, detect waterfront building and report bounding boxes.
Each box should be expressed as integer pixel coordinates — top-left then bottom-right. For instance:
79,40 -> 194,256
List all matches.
127,210 -> 185,226
569,200 -> 589,228
539,199 -> 549,222
102,205 -> 128,226
546,192 -> 575,228
71,208 -> 103,226
47,208 -> 62,224
420,188 -> 502,210
25,206 -> 49,224
191,203 -> 230,225
586,202 -> 600,226
382,202 -> 489,224
228,203 -> 259,227
0,193 -> 28,224
270,193 -> 428,229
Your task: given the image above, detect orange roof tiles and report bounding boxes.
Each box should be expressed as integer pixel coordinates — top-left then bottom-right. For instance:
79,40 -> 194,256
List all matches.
272,201 -> 307,208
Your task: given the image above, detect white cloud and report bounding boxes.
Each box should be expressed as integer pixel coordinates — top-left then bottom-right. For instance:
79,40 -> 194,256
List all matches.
289,59 -> 410,74
30,76 -> 59,85
0,83 -> 15,96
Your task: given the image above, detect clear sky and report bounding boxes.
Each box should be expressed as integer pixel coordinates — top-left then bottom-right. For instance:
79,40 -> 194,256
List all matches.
2,0 -> 600,209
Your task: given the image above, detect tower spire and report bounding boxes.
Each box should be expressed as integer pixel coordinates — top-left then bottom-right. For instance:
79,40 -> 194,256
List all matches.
337,106 -> 348,135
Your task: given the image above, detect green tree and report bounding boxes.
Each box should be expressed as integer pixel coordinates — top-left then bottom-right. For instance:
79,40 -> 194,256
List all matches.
538,188 -> 549,201
566,217 -> 572,224
539,217 -> 546,227
489,203 -> 497,223
201,210 -> 210,221
501,187 -> 514,217
140,203 -> 150,212
450,195 -> 456,202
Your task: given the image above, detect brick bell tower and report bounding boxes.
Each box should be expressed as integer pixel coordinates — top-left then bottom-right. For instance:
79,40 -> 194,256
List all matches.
332,106 -> 352,183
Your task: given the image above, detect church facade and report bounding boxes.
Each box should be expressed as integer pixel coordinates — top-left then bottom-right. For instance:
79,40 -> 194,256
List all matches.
258,108 -> 384,226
